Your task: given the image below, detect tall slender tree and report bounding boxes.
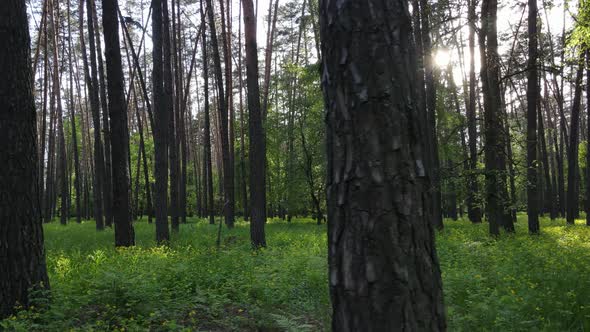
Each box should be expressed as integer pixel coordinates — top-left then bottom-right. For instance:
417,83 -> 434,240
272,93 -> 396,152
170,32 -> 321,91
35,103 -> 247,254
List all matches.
467,0 -> 482,223
242,0 -> 266,247
102,0 -> 135,246
201,0 -> 215,226
527,0 -> 540,233
206,0 -> 235,228
567,58 -> 585,225
152,0 -> 170,243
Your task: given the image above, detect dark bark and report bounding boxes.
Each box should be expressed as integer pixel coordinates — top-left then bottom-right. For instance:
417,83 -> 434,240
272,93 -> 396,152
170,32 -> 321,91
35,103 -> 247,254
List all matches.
48,0 -> 69,225
206,0 -> 235,228
419,0 -> 443,230
82,0 -> 106,230
481,0 -> 513,235
566,58 -> 584,225
320,0 -> 446,330
261,0 -> 279,120
0,0 -> 50,317
242,0 -> 266,247
526,0 -> 539,234
237,3 -> 249,221
152,0 -> 170,243
102,0 -> 135,246
91,0 -> 114,228
162,0 -> 179,233
67,0 -> 82,223
201,0 -> 215,225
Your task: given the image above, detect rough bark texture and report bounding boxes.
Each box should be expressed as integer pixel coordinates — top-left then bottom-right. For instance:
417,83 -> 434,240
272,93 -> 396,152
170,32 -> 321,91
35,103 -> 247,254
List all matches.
0,0 -> 50,317
102,0 -> 135,246
526,0 -> 539,233
320,0 -> 446,330
152,0 -> 170,243
242,0 -> 267,248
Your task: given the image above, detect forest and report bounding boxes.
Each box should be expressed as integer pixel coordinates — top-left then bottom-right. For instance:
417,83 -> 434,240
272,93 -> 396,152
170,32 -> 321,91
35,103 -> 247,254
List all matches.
3,0 -> 590,330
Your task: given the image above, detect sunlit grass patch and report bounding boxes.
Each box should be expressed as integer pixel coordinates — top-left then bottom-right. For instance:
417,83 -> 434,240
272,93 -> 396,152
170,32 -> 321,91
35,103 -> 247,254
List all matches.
4,216 -> 590,330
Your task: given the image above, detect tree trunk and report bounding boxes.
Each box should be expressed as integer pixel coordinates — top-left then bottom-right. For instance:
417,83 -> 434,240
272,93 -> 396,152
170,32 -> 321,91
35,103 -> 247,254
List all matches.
467,0 -> 482,223
320,0 -> 446,330
82,0 -> 106,230
206,0 -> 235,228
200,0 -> 215,226
566,58 -> 584,225
481,0 -> 513,235
242,0 -> 266,247
48,0 -> 69,225
419,0 -> 443,230
152,0 -> 170,243
526,0 -> 539,233
91,0 -> 114,228
0,0 -> 50,317
237,3 -> 249,221
102,0 -> 135,246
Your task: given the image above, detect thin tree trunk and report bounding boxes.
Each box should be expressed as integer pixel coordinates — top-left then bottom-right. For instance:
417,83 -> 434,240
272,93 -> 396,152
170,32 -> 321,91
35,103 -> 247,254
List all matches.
242,0 -> 266,247
206,0 -> 235,227
526,0 -> 539,233
102,0 -> 135,246
82,0 -> 106,230
152,0 -> 170,243
566,57 -> 585,225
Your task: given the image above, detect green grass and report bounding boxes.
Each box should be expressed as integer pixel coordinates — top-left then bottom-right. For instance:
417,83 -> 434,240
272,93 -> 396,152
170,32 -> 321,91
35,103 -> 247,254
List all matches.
3,216 -> 590,331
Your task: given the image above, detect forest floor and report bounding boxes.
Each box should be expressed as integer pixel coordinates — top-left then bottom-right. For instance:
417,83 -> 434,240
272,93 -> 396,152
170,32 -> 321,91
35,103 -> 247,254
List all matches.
3,215 -> 590,331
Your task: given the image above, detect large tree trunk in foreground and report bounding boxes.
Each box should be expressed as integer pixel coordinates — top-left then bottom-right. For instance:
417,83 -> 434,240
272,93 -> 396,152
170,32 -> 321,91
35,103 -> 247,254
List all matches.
102,0 -> 135,246
0,0 -> 50,318
320,0 -> 446,330
242,0 -> 267,248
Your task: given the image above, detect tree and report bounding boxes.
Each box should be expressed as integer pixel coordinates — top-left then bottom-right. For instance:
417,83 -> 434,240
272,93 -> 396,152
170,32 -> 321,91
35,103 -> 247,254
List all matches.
102,0 -> 135,246
0,0 -> 49,317
481,0 -> 513,235
566,58 -> 584,225
242,0 -> 267,248
201,0 -> 215,226
205,0 -> 235,228
319,0 -> 446,329
152,0 -> 170,243
527,0 -> 540,234
467,0 -> 482,223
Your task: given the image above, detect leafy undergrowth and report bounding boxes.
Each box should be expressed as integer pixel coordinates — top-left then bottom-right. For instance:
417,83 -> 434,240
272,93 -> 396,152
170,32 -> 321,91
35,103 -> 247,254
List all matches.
3,216 -> 590,331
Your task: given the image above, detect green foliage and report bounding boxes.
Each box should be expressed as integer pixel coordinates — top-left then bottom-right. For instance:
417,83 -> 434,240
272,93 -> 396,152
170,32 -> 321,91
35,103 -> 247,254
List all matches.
6,217 -> 590,330
568,0 -> 590,50
441,215 -> 590,331
2,219 -> 329,331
